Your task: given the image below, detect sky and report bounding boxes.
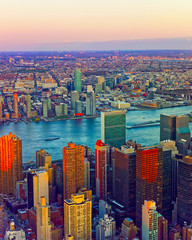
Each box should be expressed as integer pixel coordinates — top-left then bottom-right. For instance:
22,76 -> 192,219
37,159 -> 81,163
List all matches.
0,0 -> 192,51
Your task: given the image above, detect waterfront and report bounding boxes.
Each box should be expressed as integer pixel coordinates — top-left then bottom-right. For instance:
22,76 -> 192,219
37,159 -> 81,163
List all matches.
0,105 -> 191,163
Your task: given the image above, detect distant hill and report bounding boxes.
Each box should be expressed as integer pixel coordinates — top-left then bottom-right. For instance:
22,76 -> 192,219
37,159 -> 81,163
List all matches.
25,37 -> 192,51
1,37 -> 192,51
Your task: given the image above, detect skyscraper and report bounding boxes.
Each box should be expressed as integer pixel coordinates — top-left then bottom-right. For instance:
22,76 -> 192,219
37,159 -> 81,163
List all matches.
95,140 -> 107,200
0,101 -> 2,120
160,140 -> 178,221
136,147 -> 163,228
75,100 -> 82,114
74,69 -> 82,92
114,146 -> 136,217
177,155 -> 192,225
71,91 -> 79,110
26,95 -> 31,118
0,133 -> 22,194
64,193 -> 92,240
63,142 -> 84,200
160,114 -> 191,147
84,158 -> 90,190
142,200 -> 158,240
158,214 -> 168,240
36,149 -> 52,168
27,168 -> 49,209
101,110 -> 126,148
13,93 -> 18,118
43,99 -> 48,118
36,197 -> 51,240
86,92 -> 96,116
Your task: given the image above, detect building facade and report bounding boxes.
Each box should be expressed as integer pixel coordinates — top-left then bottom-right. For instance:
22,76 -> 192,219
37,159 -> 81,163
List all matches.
114,146 -> 136,217
64,193 -> 92,240
142,200 -> 158,240
27,168 -> 49,209
74,69 -> 82,92
177,156 -> 192,225
63,142 -> 84,200
101,110 -> 126,148
136,147 -> 163,228
36,197 -> 51,240
0,133 -> 23,194
95,140 -> 107,200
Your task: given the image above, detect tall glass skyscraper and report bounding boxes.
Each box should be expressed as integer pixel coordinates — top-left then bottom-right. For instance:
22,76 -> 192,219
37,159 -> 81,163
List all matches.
74,69 -> 82,92
101,110 -> 126,148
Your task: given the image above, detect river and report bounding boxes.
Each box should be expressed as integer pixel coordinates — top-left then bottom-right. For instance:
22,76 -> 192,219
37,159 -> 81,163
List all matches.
0,105 -> 191,162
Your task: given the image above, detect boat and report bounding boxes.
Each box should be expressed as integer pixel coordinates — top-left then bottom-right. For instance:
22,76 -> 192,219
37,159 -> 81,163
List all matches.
45,137 -> 60,141
139,101 -> 157,109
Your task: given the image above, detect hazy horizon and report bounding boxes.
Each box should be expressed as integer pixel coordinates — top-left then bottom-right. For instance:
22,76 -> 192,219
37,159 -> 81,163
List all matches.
0,37 -> 192,52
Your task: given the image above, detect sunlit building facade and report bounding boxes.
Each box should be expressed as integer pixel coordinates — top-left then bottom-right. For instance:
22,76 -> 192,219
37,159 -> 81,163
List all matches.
63,142 -> 84,199
136,147 -> 163,228
37,197 -> 51,240
64,193 -> 92,240
142,200 -> 158,240
0,132 -> 23,194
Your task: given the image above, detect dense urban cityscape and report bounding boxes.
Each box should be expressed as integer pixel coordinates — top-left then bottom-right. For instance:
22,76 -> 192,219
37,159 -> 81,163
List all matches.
0,50 -> 192,240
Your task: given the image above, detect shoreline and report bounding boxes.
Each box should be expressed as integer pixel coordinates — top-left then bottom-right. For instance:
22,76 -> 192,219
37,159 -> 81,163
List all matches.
0,103 -> 191,126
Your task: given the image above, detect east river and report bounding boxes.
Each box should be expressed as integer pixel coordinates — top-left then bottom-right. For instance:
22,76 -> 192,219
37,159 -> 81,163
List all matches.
0,105 -> 191,163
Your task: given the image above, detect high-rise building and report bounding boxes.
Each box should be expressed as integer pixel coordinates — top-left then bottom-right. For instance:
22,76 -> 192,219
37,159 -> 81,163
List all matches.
160,114 -> 191,147
177,156 -> 192,225
61,103 -> 68,116
158,214 -> 168,240
95,140 -> 107,200
0,133 -> 22,194
16,179 -> 27,200
13,93 -> 19,118
182,222 -> 192,240
176,139 -> 188,155
63,142 -> 84,200
43,99 -> 48,118
36,197 -> 51,240
142,200 -> 158,240
36,149 -> 52,168
26,95 -> 31,118
74,69 -> 82,92
96,76 -> 105,85
101,110 -> 126,148
27,168 -> 49,209
0,101 -> 2,120
120,218 -> 137,240
4,220 -> 26,240
114,146 -> 136,217
136,147 -> 163,228
86,92 -> 96,116
160,140 -> 178,220
99,200 -> 112,219
75,100 -> 82,114
96,214 -> 116,240
64,193 -> 92,240
71,91 -> 79,110
84,158 -> 90,190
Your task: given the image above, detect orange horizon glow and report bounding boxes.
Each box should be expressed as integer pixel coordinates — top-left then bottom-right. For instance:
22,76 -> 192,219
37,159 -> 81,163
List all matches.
0,0 -> 192,50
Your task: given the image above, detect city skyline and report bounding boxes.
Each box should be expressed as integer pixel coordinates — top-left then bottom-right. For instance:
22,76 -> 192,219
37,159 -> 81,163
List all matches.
1,0 -> 192,51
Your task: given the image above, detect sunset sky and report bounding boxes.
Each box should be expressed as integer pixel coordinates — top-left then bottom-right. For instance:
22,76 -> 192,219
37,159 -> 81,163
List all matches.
0,0 -> 192,50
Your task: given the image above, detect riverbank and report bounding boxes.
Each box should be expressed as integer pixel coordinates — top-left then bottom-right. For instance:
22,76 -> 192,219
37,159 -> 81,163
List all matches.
1,105 -> 191,163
